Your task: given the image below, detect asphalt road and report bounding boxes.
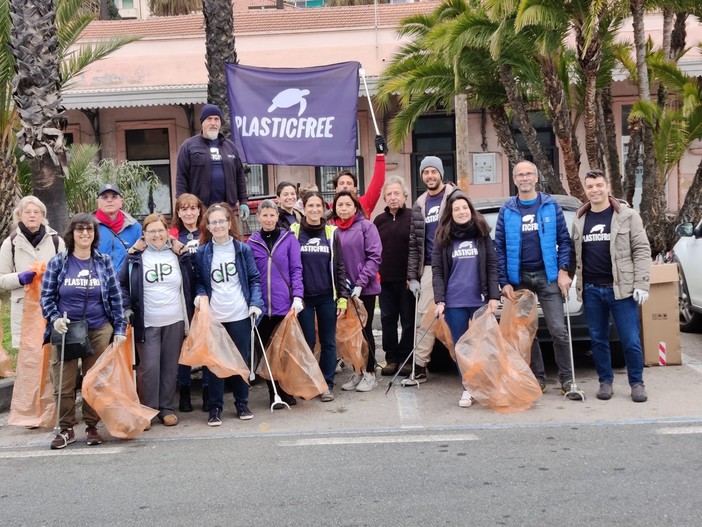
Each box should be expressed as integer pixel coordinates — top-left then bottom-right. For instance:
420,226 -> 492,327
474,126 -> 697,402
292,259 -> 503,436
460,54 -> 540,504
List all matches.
1,331 -> 701,526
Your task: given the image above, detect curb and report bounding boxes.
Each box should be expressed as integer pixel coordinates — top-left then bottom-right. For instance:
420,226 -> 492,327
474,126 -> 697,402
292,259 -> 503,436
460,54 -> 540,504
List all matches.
0,377 -> 14,413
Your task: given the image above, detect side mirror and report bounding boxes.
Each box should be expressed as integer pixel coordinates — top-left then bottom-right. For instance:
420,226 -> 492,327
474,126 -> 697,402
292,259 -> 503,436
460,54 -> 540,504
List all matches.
675,222 -> 694,237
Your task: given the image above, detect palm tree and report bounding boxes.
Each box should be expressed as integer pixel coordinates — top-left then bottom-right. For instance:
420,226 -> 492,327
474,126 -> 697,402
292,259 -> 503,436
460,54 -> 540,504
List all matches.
203,0 -> 237,134
149,0 -> 200,17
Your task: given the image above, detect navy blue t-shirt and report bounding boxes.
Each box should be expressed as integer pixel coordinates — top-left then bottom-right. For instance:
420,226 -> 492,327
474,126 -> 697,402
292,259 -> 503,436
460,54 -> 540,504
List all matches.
177,227 -> 200,254
205,138 -> 226,204
446,238 -> 483,308
582,206 -> 614,285
423,190 -> 445,263
518,196 -> 544,272
57,255 -> 109,331
298,227 -> 333,297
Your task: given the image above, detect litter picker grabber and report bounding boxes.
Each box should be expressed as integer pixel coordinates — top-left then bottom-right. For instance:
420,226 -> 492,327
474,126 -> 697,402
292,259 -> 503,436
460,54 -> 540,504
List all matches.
53,312 -> 68,435
563,299 -> 586,401
252,319 -> 291,412
129,322 -> 137,386
249,320 -> 256,382
385,313 -> 438,395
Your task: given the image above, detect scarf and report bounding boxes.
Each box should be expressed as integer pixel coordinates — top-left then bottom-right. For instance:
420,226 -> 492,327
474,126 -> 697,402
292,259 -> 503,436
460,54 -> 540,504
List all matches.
18,222 -> 46,248
335,211 -> 362,231
450,219 -> 479,240
95,209 -> 125,234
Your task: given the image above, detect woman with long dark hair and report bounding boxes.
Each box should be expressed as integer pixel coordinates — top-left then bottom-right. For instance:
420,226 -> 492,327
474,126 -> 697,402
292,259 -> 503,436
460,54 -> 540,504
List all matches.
40,213 -> 126,449
432,190 -> 499,408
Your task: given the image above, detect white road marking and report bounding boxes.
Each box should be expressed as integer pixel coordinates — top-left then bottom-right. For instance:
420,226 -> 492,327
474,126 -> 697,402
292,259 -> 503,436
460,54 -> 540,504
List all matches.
395,387 -> 420,421
656,426 -> 702,435
682,353 -> 702,375
280,433 -> 478,446
0,447 -> 126,459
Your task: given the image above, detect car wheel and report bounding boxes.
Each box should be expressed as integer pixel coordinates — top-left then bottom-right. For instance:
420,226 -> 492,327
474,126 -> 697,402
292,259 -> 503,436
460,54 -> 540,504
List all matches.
677,261 -> 702,333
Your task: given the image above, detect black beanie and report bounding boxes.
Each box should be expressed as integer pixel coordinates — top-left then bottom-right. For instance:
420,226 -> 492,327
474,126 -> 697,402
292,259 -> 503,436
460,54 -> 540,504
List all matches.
200,104 -> 223,123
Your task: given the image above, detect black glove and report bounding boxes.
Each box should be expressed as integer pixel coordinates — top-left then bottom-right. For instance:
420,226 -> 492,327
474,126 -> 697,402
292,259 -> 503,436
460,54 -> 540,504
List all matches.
375,135 -> 387,155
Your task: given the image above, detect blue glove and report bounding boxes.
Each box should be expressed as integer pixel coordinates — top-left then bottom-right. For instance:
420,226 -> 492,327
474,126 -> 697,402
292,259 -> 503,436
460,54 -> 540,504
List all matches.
18,270 -> 36,285
239,203 -> 250,222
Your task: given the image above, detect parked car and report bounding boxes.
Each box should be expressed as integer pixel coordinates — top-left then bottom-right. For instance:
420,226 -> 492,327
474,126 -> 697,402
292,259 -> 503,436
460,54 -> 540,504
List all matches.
672,220 -> 702,332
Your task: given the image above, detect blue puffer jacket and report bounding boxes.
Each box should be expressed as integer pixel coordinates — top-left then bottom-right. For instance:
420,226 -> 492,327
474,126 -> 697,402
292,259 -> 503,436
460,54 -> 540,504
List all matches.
192,237 -> 264,310
247,229 -> 304,317
494,193 -> 571,286
96,211 -> 143,273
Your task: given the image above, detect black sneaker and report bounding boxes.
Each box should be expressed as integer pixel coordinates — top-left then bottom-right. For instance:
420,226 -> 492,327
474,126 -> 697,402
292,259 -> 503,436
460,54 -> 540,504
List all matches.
179,386 -> 193,412
236,403 -> 254,421
412,365 -> 428,384
380,362 -> 399,376
207,407 -> 222,427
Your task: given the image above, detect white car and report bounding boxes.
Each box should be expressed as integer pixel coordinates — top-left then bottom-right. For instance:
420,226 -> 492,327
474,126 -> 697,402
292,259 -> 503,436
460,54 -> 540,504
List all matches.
672,220 -> 702,332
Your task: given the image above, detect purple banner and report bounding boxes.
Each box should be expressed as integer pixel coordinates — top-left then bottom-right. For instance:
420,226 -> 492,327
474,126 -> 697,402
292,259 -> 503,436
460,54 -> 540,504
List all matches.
226,62 -> 360,166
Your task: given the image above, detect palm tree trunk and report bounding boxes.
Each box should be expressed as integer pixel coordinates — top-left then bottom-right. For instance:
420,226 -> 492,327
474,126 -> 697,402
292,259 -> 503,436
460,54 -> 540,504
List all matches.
488,106 -> 522,165
498,64 -> 565,195
624,121 -> 641,206
203,0 -> 238,136
599,88 -> 623,198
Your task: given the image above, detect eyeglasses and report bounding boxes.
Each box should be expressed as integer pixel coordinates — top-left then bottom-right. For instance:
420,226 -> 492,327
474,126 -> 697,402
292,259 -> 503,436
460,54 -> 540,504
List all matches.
515,172 -> 536,179
74,225 -> 94,232
208,219 -> 229,227
145,228 -> 166,234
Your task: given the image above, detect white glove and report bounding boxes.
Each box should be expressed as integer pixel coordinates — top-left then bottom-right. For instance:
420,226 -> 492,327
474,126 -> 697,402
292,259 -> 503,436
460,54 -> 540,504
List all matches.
351,286 -> 362,298
409,279 -> 421,298
292,297 -> 304,314
53,317 -> 70,335
249,305 -> 262,320
633,289 -> 649,305
194,296 -> 204,308
113,334 -> 127,346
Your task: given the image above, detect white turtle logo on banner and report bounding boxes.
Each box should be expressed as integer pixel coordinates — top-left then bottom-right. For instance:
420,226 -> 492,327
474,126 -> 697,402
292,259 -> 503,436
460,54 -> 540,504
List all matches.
268,88 -> 311,117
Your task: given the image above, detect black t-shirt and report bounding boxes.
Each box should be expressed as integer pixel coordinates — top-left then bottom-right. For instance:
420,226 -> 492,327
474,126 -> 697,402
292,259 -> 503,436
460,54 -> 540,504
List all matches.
582,206 -> 614,285
298,227 -> 332,297
518,196 -> 544,272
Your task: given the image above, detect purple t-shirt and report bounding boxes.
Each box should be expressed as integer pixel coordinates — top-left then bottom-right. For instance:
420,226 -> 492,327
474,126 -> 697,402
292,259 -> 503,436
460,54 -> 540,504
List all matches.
298,227 -> 332,297
205,138 -> 226,204
518,196 -> 544,272
57,255 -> 109,330
446,238 -> 483,308
423,190 -> 445,263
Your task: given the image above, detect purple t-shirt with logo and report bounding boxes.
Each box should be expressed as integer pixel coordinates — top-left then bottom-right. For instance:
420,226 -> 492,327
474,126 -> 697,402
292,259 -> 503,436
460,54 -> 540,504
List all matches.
446,238 -> 483,308
423,190 -> 445,262
57,255 -> 109,330
582,206 -> 614,285
518,196 -> 544,272
298,228 -> 332,297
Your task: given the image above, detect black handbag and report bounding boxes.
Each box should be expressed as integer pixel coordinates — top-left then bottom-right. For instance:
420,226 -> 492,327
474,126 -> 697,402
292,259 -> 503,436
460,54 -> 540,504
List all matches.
51,258 -> 95,361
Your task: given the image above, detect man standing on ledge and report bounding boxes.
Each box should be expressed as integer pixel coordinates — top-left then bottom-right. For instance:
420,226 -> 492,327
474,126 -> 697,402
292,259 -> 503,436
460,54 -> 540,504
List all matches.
95,183 -> 142,273
176,104 -> 249,221
494,160 -> 575,397
571,169 -> 651,402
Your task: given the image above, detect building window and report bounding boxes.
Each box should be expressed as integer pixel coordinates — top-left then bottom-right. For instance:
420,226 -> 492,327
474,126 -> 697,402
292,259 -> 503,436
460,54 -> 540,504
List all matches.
245,164 -> 269,197
125,128 -> 172,216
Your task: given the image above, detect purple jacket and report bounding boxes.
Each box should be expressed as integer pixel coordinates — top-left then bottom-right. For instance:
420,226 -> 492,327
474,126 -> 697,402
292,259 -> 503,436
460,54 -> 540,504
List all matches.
335,213 -> 382,296
247,229 -> 304,317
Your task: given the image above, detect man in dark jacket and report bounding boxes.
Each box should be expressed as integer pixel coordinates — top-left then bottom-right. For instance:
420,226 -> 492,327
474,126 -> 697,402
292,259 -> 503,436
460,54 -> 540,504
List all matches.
374,176 -> 414,376
175,104 -> 249,220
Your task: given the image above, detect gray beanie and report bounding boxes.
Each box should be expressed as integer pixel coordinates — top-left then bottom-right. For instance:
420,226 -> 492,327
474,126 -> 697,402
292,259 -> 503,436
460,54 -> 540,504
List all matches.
419,156 -> 445,178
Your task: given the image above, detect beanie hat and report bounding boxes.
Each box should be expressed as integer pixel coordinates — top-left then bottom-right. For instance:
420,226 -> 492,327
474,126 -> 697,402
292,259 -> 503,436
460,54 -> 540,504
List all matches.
200,104 -> 223,123
419,156 -> 445,178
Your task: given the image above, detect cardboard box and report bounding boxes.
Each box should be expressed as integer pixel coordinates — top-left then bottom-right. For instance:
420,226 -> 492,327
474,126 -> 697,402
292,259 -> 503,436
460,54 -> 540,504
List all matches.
640,263 -> 681,366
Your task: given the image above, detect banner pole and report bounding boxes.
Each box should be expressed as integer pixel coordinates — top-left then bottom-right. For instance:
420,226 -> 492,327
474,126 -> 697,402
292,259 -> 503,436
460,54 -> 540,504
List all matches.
359,67 -> 380,136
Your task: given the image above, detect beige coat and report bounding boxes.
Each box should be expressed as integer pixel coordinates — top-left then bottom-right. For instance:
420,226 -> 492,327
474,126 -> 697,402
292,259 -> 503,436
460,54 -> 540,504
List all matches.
0,227 -> 65,347
571,197 -> 651,302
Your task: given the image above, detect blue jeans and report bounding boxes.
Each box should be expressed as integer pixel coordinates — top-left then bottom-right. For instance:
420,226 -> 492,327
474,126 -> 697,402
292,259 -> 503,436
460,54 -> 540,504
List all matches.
583,284 -> 644,386
517,269 -> 572,384
298,293 -> 337,389
208,317 -> 251,410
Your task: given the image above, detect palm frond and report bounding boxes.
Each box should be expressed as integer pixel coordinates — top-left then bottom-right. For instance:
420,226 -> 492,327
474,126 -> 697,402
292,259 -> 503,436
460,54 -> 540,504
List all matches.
61,36 -> 139,87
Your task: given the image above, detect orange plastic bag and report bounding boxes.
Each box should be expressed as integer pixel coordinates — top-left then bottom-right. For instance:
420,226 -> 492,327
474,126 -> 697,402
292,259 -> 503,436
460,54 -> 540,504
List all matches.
499,290 -> 538,361
179,299 -> 250,380
335,297 -> 368,373
8,261 -> 56,428
421,301 -> 455,361
456,306 -> 542,413
82,328 -> 158,439
258,311 -> 328,399
0,321 -> 15,377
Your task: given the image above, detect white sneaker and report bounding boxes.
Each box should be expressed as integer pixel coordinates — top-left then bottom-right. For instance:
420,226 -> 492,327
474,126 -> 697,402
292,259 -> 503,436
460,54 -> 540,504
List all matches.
335,359 -> 344,373
459,390 -> 473,408
356,372 -> 378,392
341,373 -> 363,391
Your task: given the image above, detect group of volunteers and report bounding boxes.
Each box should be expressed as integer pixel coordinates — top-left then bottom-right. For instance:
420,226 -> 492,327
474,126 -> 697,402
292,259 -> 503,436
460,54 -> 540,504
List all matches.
0,103 -> 652,451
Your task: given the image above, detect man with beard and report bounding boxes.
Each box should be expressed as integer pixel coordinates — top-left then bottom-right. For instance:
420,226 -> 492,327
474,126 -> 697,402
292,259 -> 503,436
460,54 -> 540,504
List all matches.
176,104 -> 250,221
406,156 -> 456,382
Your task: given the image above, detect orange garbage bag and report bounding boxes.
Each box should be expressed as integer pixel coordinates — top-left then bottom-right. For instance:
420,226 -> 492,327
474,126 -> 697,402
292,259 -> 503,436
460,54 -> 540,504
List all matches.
179,299 -> 250,380
8,261 -> 56,428
82,328 -> 158,439
421,301 -> 455,361
456,306 -> 542,413
499,290 -> 538,361
0,321 -> 15,377
257,311 -> 328,399
335,297 -> 368,373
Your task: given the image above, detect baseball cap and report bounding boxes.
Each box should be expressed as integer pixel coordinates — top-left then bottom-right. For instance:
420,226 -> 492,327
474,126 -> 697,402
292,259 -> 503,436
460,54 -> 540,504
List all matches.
97,183 -> 122,197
